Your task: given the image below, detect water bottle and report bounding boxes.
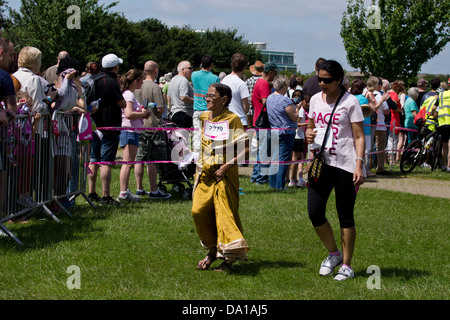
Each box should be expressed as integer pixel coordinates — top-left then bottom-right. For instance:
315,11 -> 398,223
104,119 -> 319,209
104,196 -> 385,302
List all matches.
425,136 -> 434,150
88,98 -> 101,112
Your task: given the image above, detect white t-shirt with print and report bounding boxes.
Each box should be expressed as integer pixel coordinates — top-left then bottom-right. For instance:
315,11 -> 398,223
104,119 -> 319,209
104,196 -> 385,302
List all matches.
309,91 -> 364,174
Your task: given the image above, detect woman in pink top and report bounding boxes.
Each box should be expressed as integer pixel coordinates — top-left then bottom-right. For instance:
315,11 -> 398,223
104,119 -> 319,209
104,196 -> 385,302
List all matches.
117,69 -> 149,202
305,60 -> 365,281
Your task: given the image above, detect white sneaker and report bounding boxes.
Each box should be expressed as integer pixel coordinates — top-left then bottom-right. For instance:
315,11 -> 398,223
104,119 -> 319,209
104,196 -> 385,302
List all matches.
319,252 -> 343,276
288,181 -> 297,187
297,180 -> 306,188
117,190 -> 141,202
334,265 -> 355,281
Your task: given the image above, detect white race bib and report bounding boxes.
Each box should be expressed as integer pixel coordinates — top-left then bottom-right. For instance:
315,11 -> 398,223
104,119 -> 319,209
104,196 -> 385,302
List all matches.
203,120 -> 229,141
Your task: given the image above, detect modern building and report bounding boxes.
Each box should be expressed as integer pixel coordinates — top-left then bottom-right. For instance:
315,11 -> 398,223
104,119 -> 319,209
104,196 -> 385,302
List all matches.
250,42 -> 297,72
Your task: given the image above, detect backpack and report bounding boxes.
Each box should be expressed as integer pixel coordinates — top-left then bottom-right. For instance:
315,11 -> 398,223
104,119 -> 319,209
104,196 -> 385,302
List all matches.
414,96 -> 438,128
414,106 -> 427,127
81,73 -> 106,106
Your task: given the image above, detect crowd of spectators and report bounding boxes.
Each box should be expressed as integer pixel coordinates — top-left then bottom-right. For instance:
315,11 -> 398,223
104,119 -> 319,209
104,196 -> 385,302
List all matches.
1,35 -> 449,214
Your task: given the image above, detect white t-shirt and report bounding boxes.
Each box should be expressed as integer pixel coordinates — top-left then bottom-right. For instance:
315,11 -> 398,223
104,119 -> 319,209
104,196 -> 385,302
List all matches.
373,90 -> 389,130
295,107 -> 307,139
309,91 -> 364,174
221,74 -> 250,126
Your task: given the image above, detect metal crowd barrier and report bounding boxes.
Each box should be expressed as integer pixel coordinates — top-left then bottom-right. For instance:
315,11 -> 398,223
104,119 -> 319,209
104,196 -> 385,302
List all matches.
0,111 -> 93,245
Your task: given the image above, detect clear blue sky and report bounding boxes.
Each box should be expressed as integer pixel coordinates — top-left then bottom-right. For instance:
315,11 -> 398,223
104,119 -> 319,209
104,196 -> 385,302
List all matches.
6,0 -> 450,76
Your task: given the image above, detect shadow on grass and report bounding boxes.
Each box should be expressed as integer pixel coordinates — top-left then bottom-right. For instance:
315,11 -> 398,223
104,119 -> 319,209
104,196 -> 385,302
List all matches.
230,259 -> 304,276
0,205 -> 109,251
355,267 -> 431,280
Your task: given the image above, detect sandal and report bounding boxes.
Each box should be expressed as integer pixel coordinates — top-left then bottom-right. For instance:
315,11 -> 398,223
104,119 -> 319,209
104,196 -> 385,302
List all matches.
197,252 -> 217,270
214,261 -> 233,272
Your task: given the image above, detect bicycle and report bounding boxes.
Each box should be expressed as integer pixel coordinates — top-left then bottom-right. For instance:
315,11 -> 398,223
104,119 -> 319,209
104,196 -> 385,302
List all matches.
400,126 -> 442,173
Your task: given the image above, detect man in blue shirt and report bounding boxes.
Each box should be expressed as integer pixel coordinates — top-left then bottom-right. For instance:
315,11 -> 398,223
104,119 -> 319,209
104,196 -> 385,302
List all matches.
191,55 -> 220,152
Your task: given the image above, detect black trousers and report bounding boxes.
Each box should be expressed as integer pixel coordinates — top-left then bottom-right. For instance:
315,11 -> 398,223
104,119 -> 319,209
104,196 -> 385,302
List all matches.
307,164 -> 357,229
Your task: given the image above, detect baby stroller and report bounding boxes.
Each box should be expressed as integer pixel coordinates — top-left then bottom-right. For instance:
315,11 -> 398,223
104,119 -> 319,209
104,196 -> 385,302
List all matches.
157,122 -> 196,200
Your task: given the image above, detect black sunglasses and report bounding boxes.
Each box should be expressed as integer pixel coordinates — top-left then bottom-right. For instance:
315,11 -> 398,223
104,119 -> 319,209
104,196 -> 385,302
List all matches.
318,77 -> 335,84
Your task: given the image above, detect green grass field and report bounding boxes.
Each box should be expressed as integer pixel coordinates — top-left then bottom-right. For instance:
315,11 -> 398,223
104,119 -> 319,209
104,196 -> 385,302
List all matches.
0,167 -> 449,302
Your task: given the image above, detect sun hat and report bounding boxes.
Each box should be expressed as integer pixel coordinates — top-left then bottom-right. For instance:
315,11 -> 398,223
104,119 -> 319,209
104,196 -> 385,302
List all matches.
249,60 -> 265,76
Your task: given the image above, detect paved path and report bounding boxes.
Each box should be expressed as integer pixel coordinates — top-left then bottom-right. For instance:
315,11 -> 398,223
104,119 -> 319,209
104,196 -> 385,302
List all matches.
238,167 -> 450,199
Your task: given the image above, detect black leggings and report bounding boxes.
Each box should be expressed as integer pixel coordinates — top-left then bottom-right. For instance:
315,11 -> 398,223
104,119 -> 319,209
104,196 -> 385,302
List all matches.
307,164 -> 357,228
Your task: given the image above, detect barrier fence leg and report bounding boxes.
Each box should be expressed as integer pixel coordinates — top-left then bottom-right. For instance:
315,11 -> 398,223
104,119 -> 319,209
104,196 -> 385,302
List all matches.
42,204 -> 61,223
0,223 -> 24,246
80,192 -> 96,208
53,197 -> 73,218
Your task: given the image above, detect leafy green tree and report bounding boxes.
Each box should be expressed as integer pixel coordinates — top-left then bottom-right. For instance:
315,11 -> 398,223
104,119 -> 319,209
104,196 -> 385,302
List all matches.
136,21 -> 262,76
4,0 -> 261,76
4,0 -> 139,70
341,0 -> 450,82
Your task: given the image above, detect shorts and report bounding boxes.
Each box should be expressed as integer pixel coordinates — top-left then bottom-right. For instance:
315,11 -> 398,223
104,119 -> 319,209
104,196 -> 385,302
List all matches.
437,125 -> 450,143
135,131 -> 169,161
293,139 -> 305,153
90,132 -> 120,163
120,131 -> 140,148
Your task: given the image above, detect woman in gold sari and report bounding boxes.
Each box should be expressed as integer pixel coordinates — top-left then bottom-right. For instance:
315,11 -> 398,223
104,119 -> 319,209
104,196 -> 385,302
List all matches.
192,83 -> 250,271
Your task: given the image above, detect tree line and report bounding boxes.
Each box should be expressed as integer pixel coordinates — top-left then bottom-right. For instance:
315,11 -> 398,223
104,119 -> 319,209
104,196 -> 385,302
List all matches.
2,0 -> 449,85
1,0 -> 262,76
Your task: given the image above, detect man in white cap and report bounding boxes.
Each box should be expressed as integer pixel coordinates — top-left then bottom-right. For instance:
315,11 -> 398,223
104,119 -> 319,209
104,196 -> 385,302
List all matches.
88,53 -> 126,206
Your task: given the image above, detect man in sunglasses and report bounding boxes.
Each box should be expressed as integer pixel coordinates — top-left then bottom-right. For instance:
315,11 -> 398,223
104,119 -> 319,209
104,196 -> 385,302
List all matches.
168,60 -> 194,128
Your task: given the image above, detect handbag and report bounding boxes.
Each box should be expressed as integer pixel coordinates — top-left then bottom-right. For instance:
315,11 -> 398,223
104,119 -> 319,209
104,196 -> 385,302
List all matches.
305,89 -> 346,184
255,104 -> 270,128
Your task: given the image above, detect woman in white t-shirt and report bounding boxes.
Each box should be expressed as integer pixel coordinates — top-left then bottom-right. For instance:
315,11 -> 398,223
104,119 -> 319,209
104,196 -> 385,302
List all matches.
117,69 -> 149,202
305,60 -> 365,281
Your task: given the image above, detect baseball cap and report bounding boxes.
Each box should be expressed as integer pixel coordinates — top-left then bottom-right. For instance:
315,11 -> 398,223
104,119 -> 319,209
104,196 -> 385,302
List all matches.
264,62 -> 277,73
102,53 -> 123,68
417,78 -> 428,87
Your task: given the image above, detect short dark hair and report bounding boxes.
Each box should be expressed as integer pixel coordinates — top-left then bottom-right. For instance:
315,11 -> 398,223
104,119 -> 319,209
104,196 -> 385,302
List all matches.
210,83 -> 232,107
57,57 -> 81,75
201,55 -> 213,69
289,78 -> 298,89
315,57 -> 327,70
0,38 -> 12,51
231,53 -> 248,73
430,77 -> 441,90
350,79 -> 366,95
318,60 -> 344,84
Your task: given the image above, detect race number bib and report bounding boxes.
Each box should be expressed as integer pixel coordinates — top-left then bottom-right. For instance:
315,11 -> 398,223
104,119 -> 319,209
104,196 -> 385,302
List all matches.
203,120 -> 229,141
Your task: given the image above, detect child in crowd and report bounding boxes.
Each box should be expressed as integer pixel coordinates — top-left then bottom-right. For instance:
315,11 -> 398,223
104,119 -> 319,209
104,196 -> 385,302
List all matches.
288,91 -> 310,188
117,69 -> 149,202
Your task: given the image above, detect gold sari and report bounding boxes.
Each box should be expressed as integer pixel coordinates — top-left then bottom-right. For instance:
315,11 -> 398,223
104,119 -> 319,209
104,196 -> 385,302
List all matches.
191,108 -> 250,262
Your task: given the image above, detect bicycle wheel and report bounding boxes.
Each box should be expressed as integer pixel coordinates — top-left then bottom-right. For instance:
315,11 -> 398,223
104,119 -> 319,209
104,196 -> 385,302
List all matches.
400,139 -> 423,173
431,138 -> 442,171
